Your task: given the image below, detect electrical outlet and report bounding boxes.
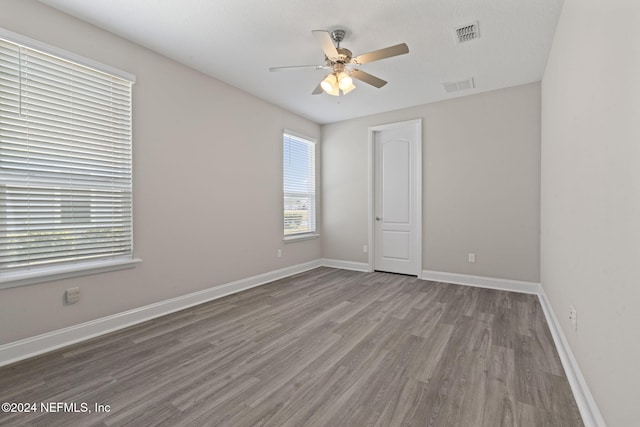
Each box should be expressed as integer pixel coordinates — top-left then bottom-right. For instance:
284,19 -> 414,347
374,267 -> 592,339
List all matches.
468,253 -> 476,263
277,249 -> 282,258
363,245 -> 368,253
569,305 -> 577,332
65,287 -> 80,305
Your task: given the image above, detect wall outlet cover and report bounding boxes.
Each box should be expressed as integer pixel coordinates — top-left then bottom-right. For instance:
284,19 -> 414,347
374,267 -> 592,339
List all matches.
65,287 -> 80,305
569,305 -> 577,332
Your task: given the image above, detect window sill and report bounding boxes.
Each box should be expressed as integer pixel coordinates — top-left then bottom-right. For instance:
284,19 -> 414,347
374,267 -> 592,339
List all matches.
0,258 -> 142,290
283,233 -> 320,243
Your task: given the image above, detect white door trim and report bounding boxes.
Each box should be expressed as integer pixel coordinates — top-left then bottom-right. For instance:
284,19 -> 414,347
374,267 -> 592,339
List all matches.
367,119 -> 422,275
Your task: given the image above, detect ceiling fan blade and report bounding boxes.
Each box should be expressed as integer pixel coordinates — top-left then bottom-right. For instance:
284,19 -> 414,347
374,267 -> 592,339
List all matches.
351,69 -> 387,88
312,83 -> 324,95
353,43 -> 409,65
312,30 -> 339,60
269,64 -> 329,72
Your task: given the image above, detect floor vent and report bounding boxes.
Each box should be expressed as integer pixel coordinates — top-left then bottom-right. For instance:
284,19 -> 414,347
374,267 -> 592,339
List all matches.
443,78 -> 475,93
455,22 -> 480,43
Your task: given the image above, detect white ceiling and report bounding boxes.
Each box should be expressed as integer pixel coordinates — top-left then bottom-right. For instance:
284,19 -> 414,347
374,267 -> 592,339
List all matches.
38,0 -> 564,124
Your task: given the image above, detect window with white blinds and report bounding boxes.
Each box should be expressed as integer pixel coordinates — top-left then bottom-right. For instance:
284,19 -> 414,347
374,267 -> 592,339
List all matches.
0,32 -> 136,282
283,132 -> 316,237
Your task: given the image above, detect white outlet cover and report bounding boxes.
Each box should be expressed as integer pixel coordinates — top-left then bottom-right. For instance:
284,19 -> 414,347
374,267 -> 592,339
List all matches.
65,287 -> 80,304
569,305 -> 577,331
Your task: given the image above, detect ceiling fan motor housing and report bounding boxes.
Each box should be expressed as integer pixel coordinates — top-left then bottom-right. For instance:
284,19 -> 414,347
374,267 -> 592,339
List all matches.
336,48 -> 352,63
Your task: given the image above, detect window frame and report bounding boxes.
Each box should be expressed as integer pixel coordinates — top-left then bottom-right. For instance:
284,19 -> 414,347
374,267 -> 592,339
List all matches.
0,28 -> 140,289
282,130 -> 318,242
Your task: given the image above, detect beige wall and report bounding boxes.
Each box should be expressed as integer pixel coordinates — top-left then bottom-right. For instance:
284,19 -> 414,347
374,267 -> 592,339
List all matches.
323,83 -> 541,282
0,0 -> 321,344
541,0 -> 640,425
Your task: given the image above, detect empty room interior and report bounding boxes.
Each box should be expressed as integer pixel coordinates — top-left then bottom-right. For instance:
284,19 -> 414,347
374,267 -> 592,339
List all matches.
0,0 -> 638,426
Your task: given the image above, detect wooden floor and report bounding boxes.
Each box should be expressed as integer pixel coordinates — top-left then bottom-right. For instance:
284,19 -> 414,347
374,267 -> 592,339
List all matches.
0,267 -> 583,427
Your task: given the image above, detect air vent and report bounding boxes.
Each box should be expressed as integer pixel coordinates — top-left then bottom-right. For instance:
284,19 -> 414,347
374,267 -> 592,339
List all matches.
455,22 -> 480,43
443,78 -> 475,93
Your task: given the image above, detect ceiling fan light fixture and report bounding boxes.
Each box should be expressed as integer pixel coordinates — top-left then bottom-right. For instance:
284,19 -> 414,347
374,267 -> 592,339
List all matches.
341,81 -> 356,95
321,74 -> 338,93
337,72 -> 353,90
327,86 -> 340,96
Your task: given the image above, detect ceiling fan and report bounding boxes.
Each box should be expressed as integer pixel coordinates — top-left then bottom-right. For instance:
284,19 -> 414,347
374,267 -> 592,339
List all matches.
269,29 -> 409,96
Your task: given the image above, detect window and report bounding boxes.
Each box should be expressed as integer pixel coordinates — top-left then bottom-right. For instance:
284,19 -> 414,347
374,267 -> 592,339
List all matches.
283,132 -> 316,239
0,29 -> 137,287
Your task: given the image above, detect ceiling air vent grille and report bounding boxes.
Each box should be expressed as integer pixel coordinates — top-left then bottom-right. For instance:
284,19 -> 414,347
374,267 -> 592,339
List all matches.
455,22 -> 480,43
443,78 -> 475,94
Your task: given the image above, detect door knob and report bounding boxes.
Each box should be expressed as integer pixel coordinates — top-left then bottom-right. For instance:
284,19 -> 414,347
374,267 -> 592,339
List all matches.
376,216 -> 383,221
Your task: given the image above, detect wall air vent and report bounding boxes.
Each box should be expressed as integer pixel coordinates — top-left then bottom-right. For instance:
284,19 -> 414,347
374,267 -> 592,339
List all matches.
443,78 -> 475,94
455,22 -> 480,43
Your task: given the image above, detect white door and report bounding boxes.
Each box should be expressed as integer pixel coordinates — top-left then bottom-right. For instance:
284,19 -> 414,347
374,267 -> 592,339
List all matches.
371,120 -> 421,276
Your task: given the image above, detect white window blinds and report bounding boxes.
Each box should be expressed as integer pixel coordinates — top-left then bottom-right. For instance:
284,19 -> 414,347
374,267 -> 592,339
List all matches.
0,35 -> 135,275
283,132 -> 316,236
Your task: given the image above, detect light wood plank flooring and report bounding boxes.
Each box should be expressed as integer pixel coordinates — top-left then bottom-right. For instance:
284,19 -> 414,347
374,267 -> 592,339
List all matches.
0,267 -> 583,426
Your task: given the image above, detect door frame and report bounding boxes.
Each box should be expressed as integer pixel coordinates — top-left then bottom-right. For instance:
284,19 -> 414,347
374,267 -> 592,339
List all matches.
367,119 -> 422,275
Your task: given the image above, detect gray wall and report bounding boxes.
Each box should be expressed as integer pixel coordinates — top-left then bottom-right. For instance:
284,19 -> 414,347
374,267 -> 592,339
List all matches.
323,83 -> 541,282
541,0 -> 640,425
0,0 -> 321,344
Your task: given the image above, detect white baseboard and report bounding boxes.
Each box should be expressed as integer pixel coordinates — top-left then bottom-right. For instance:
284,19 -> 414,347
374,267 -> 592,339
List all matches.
321,258 -> 370,272
0,259 -> 323,367
537,288 -> 606,427
421,269 -> 542,294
